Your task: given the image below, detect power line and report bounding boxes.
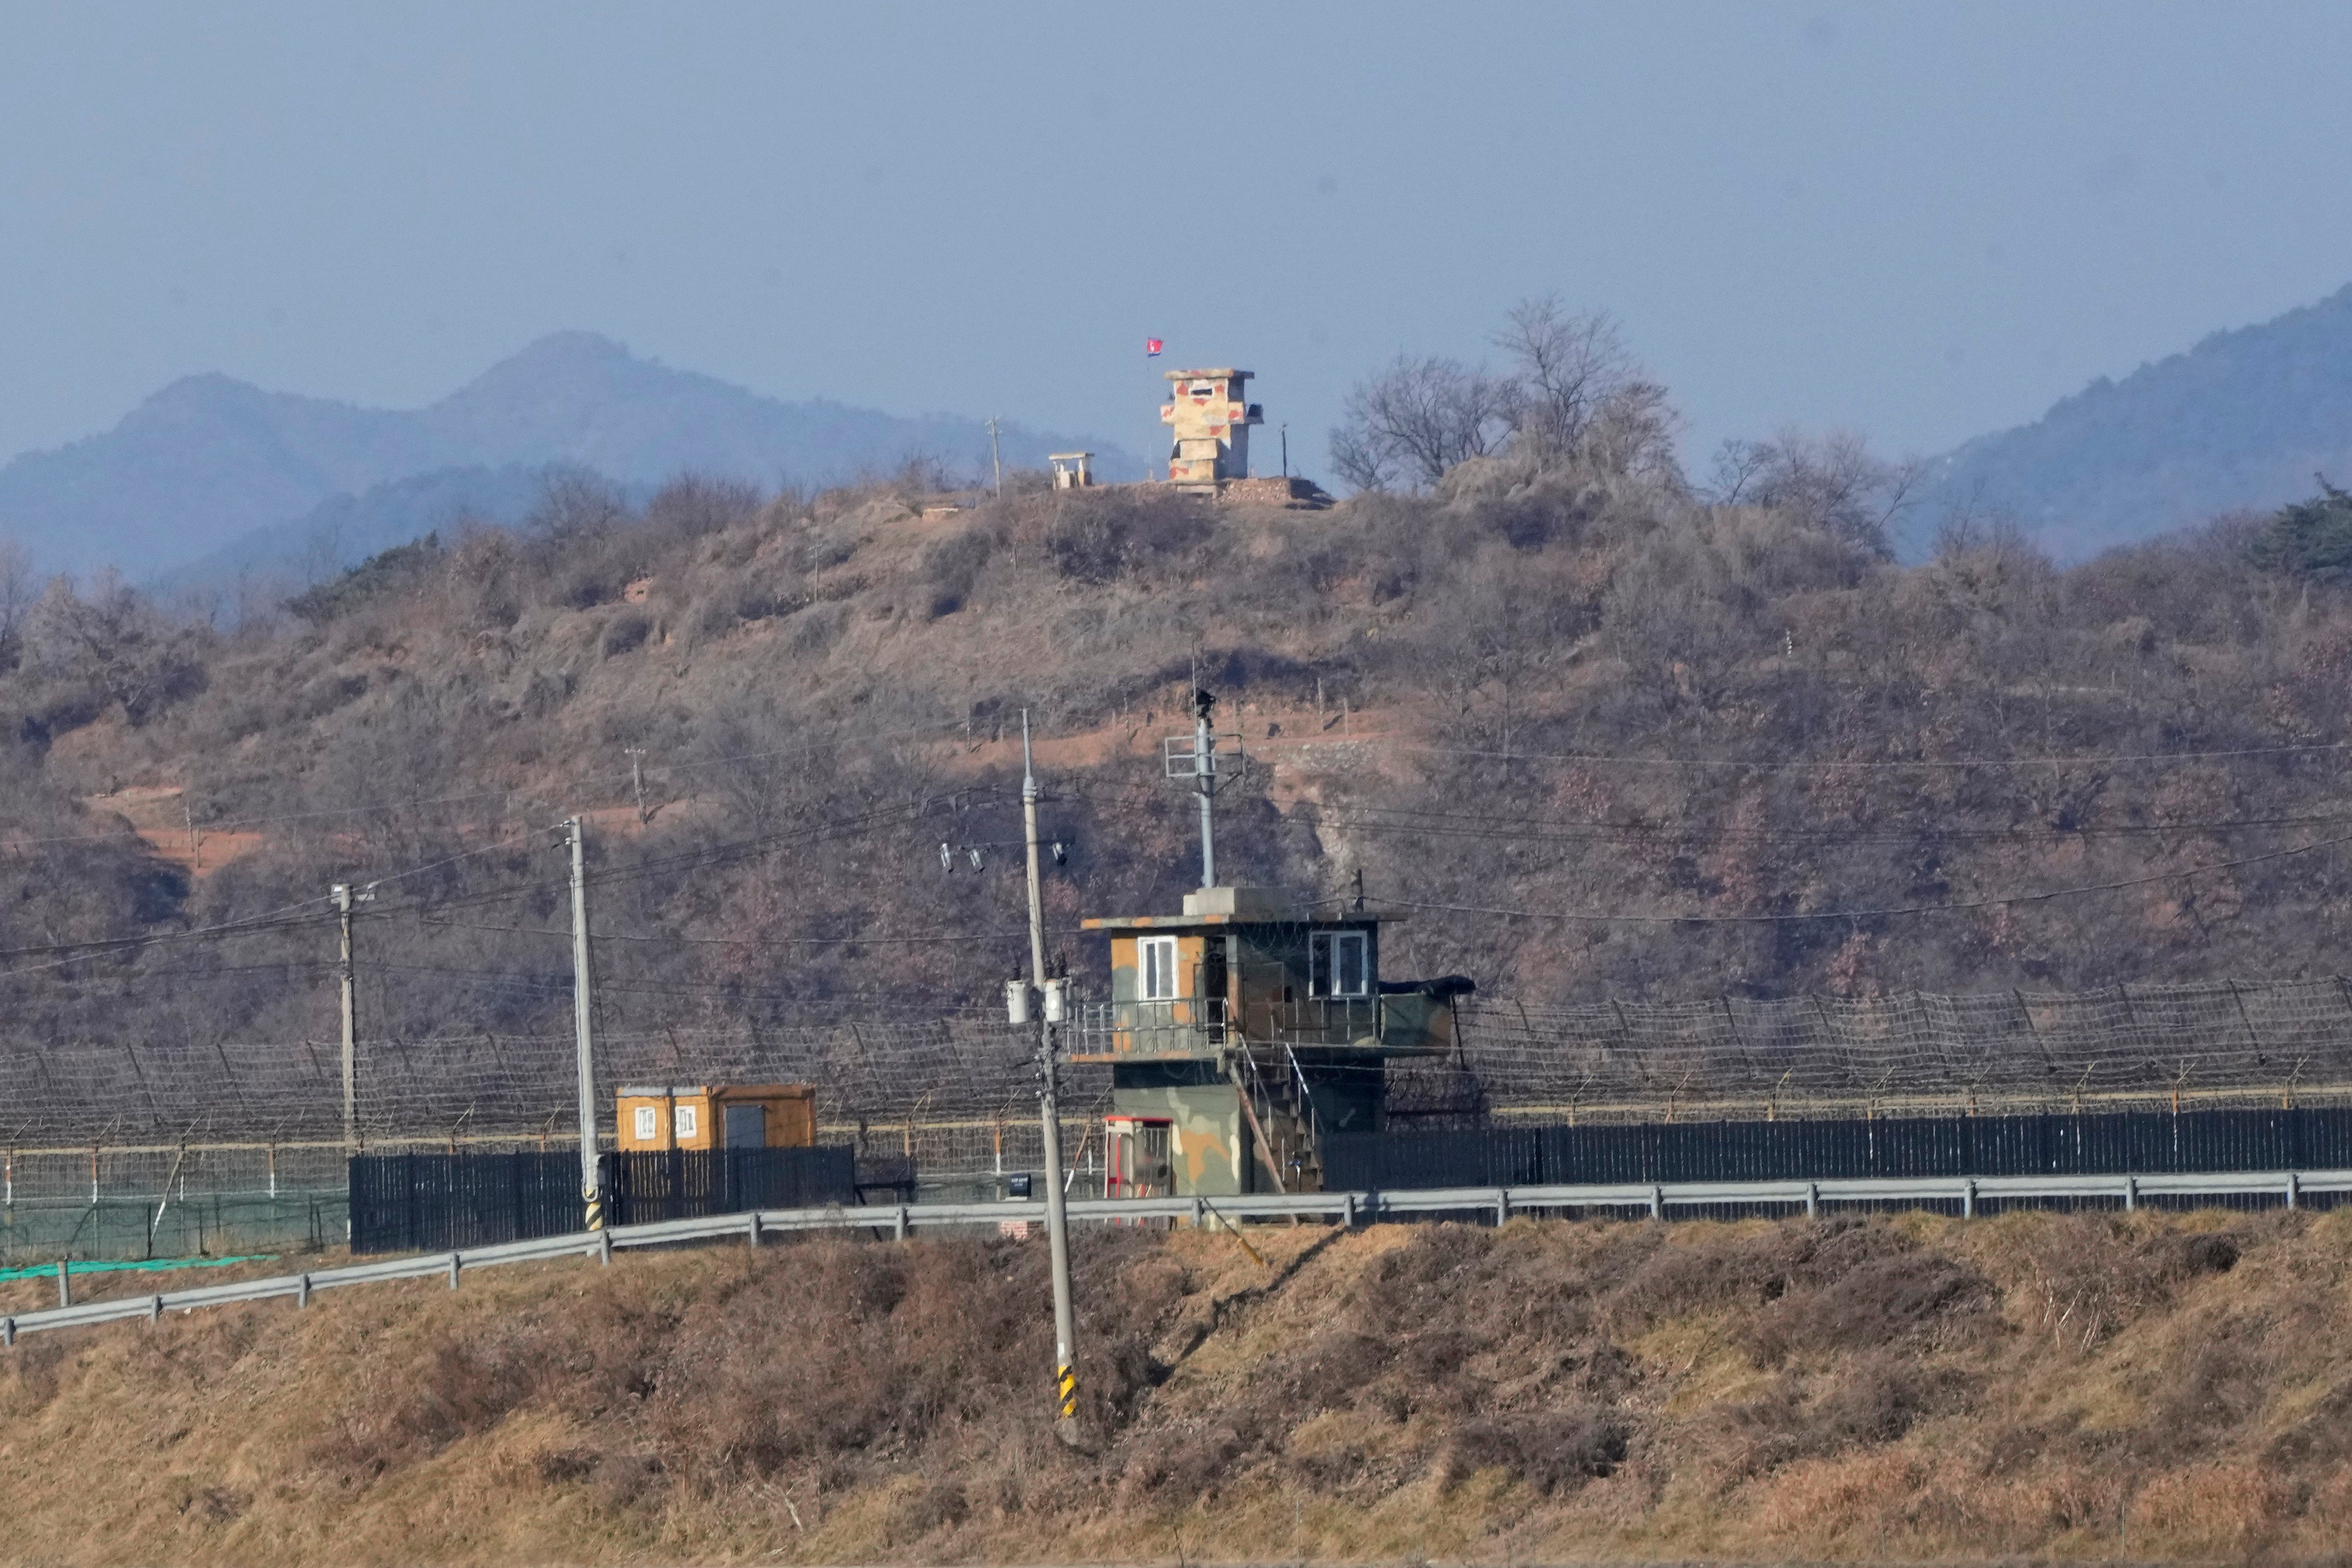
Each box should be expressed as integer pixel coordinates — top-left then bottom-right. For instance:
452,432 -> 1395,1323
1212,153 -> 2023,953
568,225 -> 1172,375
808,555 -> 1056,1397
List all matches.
1387,828 -> 2352,926
1255,732 -> 2352,773
1311,801 -> 2352,847
0,899 -> 331,981
415,918 -> 1013,948
4,717 -> 980,852
0,794 -> 1014,997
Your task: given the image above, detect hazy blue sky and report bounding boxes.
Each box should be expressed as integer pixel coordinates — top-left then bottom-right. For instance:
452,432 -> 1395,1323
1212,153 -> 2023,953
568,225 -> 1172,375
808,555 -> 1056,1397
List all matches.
8,2 -> 2352,484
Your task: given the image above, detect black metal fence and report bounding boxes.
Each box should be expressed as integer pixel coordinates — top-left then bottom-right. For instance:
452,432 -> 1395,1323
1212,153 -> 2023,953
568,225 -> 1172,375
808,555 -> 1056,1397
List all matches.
349,1152 -> 587,1254
603,1147 -> 856,1226
350,1147 -> 859,1254
1324,1106 -> 2352,1192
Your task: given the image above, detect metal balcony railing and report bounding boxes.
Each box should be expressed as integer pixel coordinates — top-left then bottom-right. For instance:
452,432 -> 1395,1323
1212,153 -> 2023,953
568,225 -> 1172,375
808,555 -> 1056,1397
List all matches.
1071,995 -> 1229,1057
1071,992 -> 1456,1057
1253,995 -> 1386,1048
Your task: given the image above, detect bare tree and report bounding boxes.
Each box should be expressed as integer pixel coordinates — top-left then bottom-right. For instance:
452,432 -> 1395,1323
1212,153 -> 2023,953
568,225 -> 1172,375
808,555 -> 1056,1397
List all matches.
0,538 -> 33,671
527,467 -> 629,541
1330,355 -> 1517,491
24,570 -> 203,723
1708,430 -> 1920,557
1333,298 -> 1677,491
1493,297 -> 1635,454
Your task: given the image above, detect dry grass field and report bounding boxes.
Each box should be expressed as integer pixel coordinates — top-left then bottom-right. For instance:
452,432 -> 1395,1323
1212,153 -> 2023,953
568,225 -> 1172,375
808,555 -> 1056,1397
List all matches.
4,1207 -> 2351,1564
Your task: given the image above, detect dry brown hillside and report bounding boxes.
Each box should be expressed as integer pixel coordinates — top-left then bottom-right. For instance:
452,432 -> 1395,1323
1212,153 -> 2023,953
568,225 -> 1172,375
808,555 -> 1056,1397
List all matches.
4,1210 -> 2351,1564
6,451 -> 2352,1070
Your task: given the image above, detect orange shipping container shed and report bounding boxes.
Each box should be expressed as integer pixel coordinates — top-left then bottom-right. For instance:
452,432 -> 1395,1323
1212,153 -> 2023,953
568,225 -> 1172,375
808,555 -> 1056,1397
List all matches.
614,1084 -> 816,1151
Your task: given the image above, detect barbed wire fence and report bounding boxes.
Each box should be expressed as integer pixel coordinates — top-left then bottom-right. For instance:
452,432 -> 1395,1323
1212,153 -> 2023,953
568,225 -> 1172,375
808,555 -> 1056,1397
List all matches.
11,978 -> 2352,1214
1401,979 -> 2352,1124
0,1014 -> 1109,1209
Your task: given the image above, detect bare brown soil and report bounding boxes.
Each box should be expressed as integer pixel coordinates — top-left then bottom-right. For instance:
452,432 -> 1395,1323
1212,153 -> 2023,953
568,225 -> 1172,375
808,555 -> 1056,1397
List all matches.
4,1209 -> 2351,1565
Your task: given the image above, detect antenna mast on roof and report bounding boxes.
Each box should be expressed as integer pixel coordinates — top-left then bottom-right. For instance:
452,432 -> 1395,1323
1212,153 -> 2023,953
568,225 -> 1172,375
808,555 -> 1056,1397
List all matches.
1165,687 -> 1243,889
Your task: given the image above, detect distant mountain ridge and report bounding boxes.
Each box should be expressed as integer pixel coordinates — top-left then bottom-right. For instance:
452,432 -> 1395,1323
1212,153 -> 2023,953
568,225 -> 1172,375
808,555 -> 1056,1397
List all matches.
145,465 -> 569,601
0,332 -> 1140,582
1909,282 -> 2352,560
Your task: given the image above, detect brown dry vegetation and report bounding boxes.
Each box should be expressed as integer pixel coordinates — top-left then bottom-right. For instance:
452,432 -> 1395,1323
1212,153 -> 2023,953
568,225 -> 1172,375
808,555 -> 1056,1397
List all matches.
5,1209 -> 2352,1564
8,443 -> 2352,1071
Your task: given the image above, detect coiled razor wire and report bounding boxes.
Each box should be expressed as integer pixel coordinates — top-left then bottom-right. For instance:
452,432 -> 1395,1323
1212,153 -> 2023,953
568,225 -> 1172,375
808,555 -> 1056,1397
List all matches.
10,977 -> 2352,1148
1412,979 -> 2352,1118
0,1017 -> 1104,1147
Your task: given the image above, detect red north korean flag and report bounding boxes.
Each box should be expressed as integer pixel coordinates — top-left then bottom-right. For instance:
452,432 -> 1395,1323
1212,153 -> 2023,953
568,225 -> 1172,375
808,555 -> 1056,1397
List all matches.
1146,338 -> 1163,356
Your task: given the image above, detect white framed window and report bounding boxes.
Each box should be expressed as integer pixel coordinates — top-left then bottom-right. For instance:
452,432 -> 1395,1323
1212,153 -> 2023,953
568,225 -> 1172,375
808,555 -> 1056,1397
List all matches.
632,1105 -> 659,1143
674,1104 -> 699,1141
1138,936 -> 1180,1000
1310,931 -> 1369,997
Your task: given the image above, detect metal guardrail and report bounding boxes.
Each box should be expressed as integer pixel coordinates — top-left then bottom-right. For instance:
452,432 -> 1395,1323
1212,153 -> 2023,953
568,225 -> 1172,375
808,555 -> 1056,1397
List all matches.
6,1168 -> 2344,1347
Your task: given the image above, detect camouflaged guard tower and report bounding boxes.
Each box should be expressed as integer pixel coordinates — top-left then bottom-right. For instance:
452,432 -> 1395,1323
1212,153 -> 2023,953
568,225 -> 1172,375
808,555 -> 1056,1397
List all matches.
1071,886 -> 1474,1196
1160,368 -> 1264,491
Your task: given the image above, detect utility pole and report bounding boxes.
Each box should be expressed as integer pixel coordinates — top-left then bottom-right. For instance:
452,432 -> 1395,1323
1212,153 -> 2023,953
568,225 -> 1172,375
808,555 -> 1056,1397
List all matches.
1022,712 -> 1081,1441
1161,684 -> 1234,891
1280,423 -> 1289,478
987,418 -> 1005,497
625,746 -> 651,825
334,883 -> 358,1155
333,881 -> 377,1153
566,818 -> 604,1229
1192,689 -> 1217,887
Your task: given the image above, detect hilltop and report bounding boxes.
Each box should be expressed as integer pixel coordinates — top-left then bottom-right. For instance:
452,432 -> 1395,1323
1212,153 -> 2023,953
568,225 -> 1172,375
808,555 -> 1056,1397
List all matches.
5,421 -> 2352,1074
2,1209 -> 2347,1564
1911,281 -> 2352,560
0,332 -> 1140,584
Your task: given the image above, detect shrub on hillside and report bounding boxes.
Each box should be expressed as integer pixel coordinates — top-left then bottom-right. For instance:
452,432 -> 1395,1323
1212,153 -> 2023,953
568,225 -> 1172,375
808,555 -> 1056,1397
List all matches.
2251,477 -> 2352,584
285,534 -> 445,625
920,526 -> 994,616
1043,490 -> 1211,583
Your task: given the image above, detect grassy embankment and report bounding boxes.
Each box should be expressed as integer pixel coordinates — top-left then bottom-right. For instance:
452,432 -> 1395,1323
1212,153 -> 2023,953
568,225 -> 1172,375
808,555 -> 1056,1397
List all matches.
5,1207 -> 2352,1564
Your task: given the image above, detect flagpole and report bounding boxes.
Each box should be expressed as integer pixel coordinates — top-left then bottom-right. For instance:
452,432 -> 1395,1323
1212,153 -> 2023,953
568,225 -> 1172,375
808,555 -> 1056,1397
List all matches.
1146,336 -> 1163,482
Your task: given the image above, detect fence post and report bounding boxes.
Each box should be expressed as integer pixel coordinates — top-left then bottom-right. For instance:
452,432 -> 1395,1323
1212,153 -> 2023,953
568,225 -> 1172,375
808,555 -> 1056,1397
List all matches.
1649,1185 -> 1663,1220
599,1229 -> 613,1267
1963,1179 -> 1976,1220
748,1210 -> 763,1248
1495,1188 -> 1510,1227
448,1252 -> 461,1289
2123,1175 -> 2137,1212
297,1273 -> 311,1309
2287,1171 -> 2301,1211
3,1317 -> 12,1347
893,1205 -> 909,1241
1805,1182 -> 1819,1219
1342,1192 -> 1357,1228
56,1261 -> 68,1308
148,1294 -> 162,1323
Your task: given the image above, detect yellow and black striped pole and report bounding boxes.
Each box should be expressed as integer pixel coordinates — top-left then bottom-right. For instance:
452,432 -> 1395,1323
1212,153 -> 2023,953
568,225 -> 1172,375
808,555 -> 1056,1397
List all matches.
1023,714 -> 1083,1443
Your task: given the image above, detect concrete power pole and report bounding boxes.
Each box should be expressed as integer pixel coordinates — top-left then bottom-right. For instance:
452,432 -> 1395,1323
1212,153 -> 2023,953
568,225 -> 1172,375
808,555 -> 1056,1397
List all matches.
333,881 -> 378,1153
1192,688 -> 1218,888
566,818 -> 604,1229
334,883 -> 358,1154
988,417 -> 1005,497
1022,712 -> 1081,1440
